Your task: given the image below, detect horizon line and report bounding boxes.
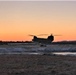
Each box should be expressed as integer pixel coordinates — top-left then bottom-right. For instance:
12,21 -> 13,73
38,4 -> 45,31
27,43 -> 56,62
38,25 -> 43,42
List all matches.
0,0 -> 76,1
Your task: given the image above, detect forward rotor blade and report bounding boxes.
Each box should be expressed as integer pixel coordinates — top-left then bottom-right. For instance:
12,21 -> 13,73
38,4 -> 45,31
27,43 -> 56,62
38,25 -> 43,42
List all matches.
28,34 -> 34,36
38,34 -> 48,36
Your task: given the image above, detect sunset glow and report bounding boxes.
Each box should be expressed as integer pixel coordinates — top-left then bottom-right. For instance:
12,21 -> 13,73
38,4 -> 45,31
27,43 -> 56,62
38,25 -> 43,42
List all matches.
0,1 -> 76,41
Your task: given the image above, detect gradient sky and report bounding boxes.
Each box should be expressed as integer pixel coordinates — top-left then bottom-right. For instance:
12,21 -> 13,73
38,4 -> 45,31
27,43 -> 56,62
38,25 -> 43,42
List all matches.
0,1 -> 76,41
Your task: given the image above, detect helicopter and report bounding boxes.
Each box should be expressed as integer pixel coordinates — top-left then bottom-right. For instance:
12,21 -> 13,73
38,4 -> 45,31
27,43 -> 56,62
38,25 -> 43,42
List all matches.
29,34 -> 61,44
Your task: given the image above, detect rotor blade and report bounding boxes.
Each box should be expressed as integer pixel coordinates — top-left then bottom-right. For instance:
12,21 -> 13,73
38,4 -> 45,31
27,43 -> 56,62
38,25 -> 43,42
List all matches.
38,34 -> 48,36
28,34 -> 34,36
54,35 -> 62,36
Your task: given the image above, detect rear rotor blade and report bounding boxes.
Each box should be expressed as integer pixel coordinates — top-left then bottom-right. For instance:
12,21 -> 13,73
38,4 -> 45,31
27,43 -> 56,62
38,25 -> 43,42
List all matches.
54,35 -> 62,36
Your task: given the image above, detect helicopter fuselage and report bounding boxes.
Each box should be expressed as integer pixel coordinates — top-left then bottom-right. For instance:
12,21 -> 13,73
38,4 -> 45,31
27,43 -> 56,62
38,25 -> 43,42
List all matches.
32,35 -> 54,44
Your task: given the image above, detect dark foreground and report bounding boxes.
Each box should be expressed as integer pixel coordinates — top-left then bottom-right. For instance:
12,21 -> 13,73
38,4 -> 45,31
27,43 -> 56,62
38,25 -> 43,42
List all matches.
0,54 -> 76,75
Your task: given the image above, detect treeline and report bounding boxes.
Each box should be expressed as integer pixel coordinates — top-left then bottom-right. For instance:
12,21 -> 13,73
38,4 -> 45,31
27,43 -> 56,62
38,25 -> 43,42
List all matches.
52,41 -> 76,44
0,40 -> 76,45
0,41 -> 32,45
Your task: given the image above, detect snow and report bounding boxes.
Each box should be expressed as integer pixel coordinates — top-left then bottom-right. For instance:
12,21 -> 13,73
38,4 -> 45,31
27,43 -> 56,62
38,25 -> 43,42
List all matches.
0,43 -> 76,54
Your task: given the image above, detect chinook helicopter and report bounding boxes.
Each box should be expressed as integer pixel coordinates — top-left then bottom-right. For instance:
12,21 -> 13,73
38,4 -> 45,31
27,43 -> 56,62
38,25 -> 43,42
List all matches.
29,34 -> 61,44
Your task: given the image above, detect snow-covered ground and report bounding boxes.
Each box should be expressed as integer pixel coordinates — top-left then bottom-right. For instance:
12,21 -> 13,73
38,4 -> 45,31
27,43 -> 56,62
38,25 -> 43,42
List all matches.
0,43 -> 76,54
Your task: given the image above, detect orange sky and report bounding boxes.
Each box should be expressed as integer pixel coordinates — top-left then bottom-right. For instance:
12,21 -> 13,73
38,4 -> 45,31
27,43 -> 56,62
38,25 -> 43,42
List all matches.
0,1 -> 76,41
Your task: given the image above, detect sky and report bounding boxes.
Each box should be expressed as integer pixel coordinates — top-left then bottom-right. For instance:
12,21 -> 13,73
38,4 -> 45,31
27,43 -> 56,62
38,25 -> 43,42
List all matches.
0,1 -> 76,41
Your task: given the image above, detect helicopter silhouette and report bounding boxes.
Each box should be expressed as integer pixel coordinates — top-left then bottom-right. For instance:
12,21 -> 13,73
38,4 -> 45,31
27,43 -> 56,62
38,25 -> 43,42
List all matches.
29,34 -> 61,44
